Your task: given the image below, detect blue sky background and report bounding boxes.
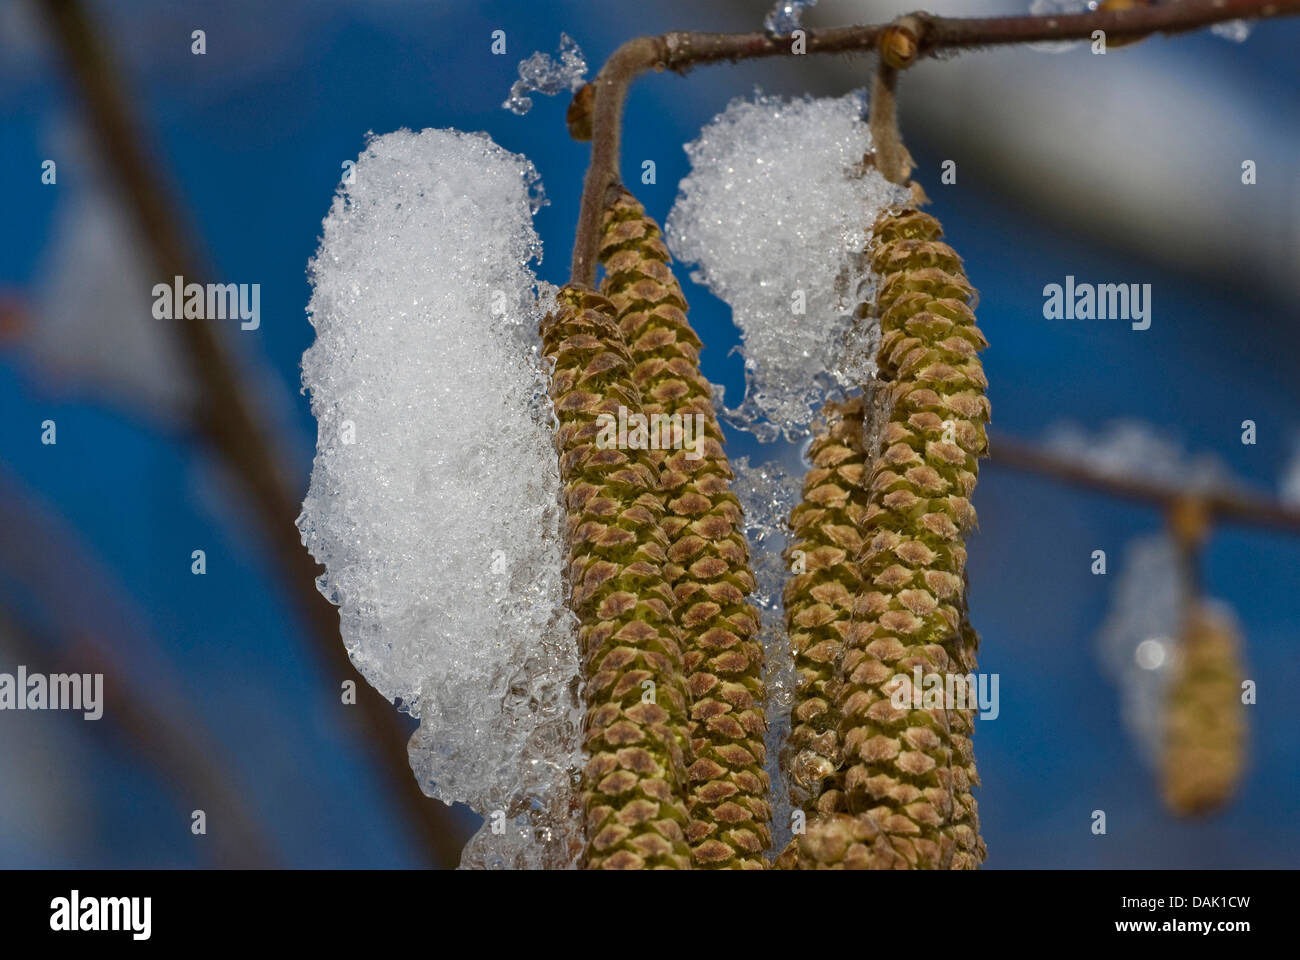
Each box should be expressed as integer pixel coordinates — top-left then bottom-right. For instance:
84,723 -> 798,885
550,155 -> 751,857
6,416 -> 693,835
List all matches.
0,0 -> 1297,868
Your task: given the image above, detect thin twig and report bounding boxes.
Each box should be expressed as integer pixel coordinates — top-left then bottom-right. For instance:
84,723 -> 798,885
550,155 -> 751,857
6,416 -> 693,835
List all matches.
37,0 -> 465,867
989,434 -> 1300,537
571,36 -> 665,287
570,0 -> 1300,283
868,63 -> 910,186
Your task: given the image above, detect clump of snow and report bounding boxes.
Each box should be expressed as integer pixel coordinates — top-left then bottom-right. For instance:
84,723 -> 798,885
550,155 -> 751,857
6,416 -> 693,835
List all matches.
1096,534 -> 1186,766
764,0 -> 818,36
730,454 -> 802,853
502,33 -> 587,116
666,92 -> 909,442
297,128 -> 582,869
1045,420 -> 1240,493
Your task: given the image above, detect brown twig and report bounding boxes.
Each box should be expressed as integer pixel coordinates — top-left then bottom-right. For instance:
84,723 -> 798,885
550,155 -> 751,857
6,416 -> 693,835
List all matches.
869,16 -> 924,187
570,0 -> 1300,284
989,433 -> 1300,537
37,0 -> 465,867
868,63 -> 910,186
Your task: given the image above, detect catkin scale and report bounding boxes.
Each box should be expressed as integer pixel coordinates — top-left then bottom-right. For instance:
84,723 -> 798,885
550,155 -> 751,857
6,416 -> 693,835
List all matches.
598,189 -> 771,868
540,285 -> 694,869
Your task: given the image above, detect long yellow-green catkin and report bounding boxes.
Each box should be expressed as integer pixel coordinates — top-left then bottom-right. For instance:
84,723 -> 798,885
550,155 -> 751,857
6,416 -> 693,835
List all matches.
772,397 -> 910,870
781,398 -> 870,819
817,206 -> 990,869
1162,602 -> 1246,817
598,189 -> 770,869
540,284 -> 694,869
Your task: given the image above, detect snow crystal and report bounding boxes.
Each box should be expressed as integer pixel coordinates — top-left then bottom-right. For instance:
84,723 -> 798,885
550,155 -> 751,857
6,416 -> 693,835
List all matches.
1045,420 -> 1239,493
731,454 -> 802,853
1096,534 -> 1187,765
502,33 -> 588,116
667,92 -> 909,442
297,128 -> 582,869
764,0 -> 818,36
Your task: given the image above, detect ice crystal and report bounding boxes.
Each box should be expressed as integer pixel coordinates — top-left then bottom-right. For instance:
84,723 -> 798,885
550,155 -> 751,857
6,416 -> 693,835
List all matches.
764,0 -> 818,37
502,33 -> 588,116
731,454 -> 802,853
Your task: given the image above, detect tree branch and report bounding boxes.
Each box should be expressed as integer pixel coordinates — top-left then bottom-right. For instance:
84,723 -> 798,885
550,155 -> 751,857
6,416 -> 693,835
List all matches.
570,0 -> 1300,284
989,434 -> 1300,537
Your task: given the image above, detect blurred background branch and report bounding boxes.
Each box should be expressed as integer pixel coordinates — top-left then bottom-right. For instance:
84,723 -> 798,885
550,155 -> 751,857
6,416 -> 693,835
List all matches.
34,0 -> 463,868
990,433 -> 1300,535
0,609 -> 278,868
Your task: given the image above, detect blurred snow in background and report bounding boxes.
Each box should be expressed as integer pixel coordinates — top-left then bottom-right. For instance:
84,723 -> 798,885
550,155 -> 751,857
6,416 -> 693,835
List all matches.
25,119 -> 192,424
1095,532 -> 1185,766
1045,419 -> 1241,493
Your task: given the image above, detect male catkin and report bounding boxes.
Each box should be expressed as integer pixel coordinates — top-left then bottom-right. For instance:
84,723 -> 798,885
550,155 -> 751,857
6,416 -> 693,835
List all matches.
598,190 -> 770,868
1162,603 -> 1246,816
540,285 -> 695,869
831,207 -> 990,868
781,398 -> 872,819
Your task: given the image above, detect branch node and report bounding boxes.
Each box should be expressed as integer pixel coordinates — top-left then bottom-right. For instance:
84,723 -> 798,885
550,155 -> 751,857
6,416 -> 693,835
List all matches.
1170,495 -> 1212,548
880,14 -> 923,69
